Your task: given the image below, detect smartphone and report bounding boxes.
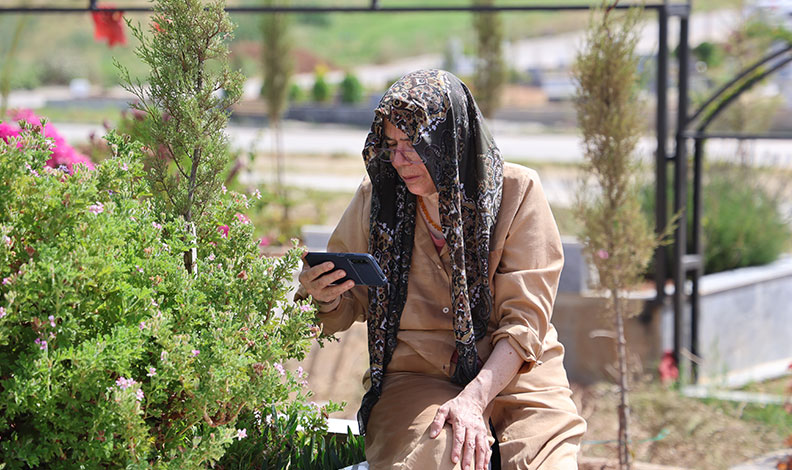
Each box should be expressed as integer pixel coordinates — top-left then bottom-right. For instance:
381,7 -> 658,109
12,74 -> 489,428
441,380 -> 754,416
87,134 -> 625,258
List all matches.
304,252 -> 387,287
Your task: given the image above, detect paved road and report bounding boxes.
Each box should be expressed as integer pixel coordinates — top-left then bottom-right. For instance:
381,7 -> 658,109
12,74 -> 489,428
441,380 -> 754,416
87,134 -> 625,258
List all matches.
56,120 -> 792,169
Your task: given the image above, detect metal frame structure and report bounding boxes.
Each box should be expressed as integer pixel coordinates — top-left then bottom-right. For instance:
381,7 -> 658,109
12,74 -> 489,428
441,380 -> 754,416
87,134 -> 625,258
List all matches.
12,1 -> 790,382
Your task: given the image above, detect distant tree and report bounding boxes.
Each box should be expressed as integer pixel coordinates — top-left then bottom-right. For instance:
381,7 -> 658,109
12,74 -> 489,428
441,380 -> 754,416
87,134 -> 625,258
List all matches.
260,0 -> 294,223
339,72 -> 364,104
0,18 -> 28,117
472,0 -> 506,118
311,67 -> 332,103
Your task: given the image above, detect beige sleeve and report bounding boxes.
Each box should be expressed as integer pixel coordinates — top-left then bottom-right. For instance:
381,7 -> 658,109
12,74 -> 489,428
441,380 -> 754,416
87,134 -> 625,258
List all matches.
294,179 -> 371,335
490,172 -> 564,367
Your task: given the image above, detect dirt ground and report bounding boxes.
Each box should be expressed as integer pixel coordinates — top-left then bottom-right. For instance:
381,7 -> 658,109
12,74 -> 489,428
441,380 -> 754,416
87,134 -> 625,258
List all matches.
575,381 -> 789,469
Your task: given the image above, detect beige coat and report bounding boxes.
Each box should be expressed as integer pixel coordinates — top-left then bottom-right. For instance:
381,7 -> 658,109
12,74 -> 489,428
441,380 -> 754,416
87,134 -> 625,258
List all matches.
298,163 -> 586,469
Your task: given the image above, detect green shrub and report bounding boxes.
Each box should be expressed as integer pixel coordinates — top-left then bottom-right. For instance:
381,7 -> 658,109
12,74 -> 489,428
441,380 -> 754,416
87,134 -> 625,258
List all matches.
640,165 -> 790,275
311,72 -> 331,103
0,127 -> 327,469
339,72 -> 364,104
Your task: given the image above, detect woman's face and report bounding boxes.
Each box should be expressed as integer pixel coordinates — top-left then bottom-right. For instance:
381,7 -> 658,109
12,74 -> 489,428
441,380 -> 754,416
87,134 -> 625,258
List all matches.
383,119 -> 437,197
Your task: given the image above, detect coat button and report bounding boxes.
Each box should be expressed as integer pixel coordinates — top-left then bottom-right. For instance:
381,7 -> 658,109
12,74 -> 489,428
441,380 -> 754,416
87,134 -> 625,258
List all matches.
442,307 -> 449,313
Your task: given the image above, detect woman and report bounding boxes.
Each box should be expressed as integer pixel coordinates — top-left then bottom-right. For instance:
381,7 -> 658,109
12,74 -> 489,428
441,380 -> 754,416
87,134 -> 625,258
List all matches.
297,69 -> 586,470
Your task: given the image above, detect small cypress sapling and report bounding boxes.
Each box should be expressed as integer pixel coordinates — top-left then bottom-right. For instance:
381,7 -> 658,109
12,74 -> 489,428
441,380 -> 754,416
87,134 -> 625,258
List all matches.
572,4 -> 674,469
116,0 -> 244,272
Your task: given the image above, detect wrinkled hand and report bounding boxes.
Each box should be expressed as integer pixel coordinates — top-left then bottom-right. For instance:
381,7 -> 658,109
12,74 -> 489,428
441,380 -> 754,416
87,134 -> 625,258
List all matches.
298,254 -> 355,304
429,393 -> 491,470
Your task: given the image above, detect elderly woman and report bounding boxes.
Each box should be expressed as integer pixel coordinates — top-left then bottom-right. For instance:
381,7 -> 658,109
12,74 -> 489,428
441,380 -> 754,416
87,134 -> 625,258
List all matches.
297,69 -> 586,470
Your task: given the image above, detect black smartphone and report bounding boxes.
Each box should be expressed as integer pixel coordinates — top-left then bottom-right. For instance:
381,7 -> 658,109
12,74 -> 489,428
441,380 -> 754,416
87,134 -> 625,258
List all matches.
304,252 -> 387,287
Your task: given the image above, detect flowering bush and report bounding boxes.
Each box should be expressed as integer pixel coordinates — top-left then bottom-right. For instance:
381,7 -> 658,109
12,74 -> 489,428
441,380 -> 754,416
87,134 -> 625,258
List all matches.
1,109 -> 95,174
0,127 -> 326,468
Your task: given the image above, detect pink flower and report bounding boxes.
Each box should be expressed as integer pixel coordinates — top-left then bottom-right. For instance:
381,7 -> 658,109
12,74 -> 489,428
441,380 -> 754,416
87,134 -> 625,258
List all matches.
135,265 -> 144,274
24,163 -> 40,177
115,376 -> 137,390
221,185 -> 227,194
87,203 -> 104,215
34,338 -> 47,350
296,366 -> 304,378
191,349 -> 200,357
139,321 -> 147,330
147,367 -> 156,377
597,249 -> 609,260
135,388 -> 145,401
152,222 -> 162,230
273,362 -> 285,376
3,235 -> 12,248
258,237 -> 271,247
0,307 -> 6,318
48,315 -> 56,327
160,350 -> 168,361
208,253 -> 215,261
235,212 -> 250,224
121,162 -> 128,171
299,305 -> 312,313
235,428 -> 247,440
217,225 -> 229,239
2,278 -> 10,285
253,189 -> 262,200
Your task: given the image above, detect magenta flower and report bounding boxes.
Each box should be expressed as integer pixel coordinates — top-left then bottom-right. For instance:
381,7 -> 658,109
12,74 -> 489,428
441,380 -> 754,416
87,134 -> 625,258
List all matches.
121,163 -> 128,171
296,366 -> 304,378
273,362 -> 285,376
147,367 -> 156,377
191,349 -> 200,357
597,249 -> 609,260
87,203 -> 104,215
2,277 -> 10,285
152,222 -> 162,230
0,306 -> 6,318
139,321 -> 146,330
135,388 -> 145,401
34,338 -> 47,350
258,237 -> 271,247
217,225 -> 229,239
235,428 -> 247,440
48,315 -> 56,327
299,305 -> 312,313
235,212 -> 250,224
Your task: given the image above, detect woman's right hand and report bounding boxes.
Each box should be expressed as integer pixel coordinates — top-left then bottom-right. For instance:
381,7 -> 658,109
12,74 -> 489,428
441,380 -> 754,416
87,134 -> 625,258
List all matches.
298,255 -> 356,305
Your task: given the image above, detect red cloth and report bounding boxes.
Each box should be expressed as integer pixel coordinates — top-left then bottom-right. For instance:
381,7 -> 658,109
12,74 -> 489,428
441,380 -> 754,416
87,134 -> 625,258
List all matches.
92,6 -> 126,47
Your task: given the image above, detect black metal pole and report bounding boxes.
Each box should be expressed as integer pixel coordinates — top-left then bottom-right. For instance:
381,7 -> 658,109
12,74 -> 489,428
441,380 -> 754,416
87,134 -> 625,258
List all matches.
672,14 -> 690,369
691,136 -> 704,382
655,5 -> 669,308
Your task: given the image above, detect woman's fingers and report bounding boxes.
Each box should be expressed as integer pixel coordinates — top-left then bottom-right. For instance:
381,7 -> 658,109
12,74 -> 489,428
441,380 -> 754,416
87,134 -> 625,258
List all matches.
451,422 -> 466,465
298,261 -> 355,303
475,433 -> 490,470
429,405 -> 449,439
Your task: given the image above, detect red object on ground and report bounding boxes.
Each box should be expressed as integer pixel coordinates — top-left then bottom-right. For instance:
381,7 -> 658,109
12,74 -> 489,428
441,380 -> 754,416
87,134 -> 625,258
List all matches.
92,5 -> 126,47
658,350 -> 679,385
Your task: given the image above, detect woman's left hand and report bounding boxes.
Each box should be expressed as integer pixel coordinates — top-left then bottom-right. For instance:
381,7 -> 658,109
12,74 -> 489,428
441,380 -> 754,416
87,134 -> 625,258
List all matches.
429,393 -> 491,470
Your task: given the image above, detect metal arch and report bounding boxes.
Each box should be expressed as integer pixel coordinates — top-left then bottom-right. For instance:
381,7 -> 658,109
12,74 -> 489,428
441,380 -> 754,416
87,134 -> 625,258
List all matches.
672,35 -> 792,382
696,52 -> 792,133
689,43 -> 792,126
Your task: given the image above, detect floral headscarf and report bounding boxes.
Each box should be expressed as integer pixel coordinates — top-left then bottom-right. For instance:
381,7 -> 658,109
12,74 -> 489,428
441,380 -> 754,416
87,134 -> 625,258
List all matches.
358,69 -> 504,434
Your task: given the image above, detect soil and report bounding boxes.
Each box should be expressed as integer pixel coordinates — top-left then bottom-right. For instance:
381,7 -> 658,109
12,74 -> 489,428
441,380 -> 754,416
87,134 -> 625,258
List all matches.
574,381 -> 789,470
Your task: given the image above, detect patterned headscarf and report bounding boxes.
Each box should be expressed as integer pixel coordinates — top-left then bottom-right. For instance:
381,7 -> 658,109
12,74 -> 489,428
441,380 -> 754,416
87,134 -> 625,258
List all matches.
358,69 -> 504,434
